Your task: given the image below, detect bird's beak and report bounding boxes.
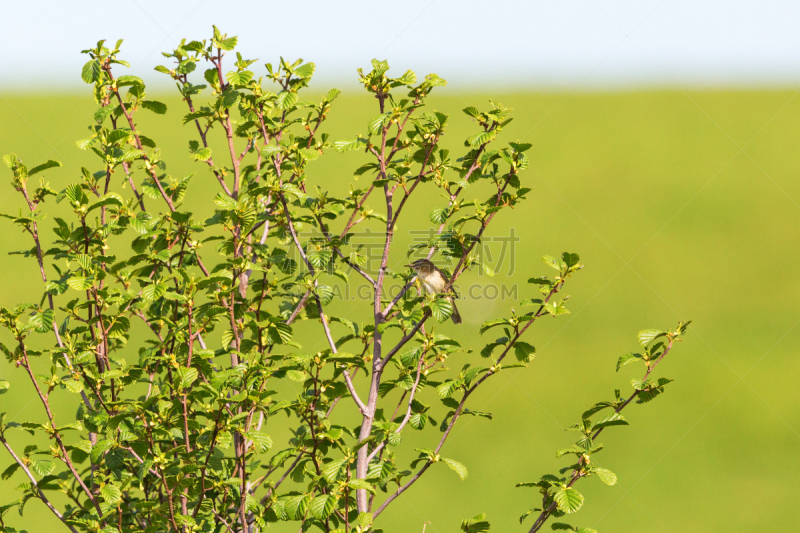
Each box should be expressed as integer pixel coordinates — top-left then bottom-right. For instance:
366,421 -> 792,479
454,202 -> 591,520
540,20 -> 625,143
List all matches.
404,264 -> 412,268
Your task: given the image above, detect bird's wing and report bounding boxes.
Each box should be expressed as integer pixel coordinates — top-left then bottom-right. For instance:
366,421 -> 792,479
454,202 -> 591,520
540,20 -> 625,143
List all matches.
436,267 -> 459,298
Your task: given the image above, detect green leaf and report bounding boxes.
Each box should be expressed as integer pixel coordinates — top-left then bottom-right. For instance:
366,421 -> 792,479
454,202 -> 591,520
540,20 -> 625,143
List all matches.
442,457 -> 468,480
429,208 -> 448,224
178,367 -> 198,389
467,130 -> 496,147
141,100 -> 167,114
30,308 -> 55,333
509,142 -> 533,153
436,380 -> 462,399
325,88 -> 342,102
81,60 -> 101,83
542,255 -> 566,271
107,129 -> 131,144
245,431 -> 272,453
638,329 -> 666,347
429,298 -> 453,322
591,412 -> 628,430
347,479 -> 376,493
334,138 -> 364,153
514,342 -> 536,363
226,70 -> 254,85
368,114 -> 386,135
544,300 -> 570,316
116,75 -> 144,87
88,193 -> 124,214
0,381 -> 8,395
100,483 -> 121,504
309,494 -> 337,519
215,36 -> 238,51
67,276 -> 94,291
592,467 -> 617,486
463,107 -> 480,119
461,513 -> 490,532
322,457 -> 347,483
616,352 -> 643,371
28,160 -> 61,177
29,459 -> 54,477
294,62 -> 316,78
409,412 -> 428,430
192,147 -> 212,162
562,252 -> 580,268
553,487 -> 584,514
276,91 -> 298,110
214,193 -> 238,211
142,282 -> 167,301
63,380 -> 83,394
356,512 -> 373,528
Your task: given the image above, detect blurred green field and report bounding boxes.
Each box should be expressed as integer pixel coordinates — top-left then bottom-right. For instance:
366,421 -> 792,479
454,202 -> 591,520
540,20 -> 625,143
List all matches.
1,87 -> 799,533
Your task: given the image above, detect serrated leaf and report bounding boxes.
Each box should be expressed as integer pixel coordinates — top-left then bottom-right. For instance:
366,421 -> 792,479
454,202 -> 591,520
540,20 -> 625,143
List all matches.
562,252 -> 580,268
28,160 -> 61,177
325,88 -> 341,102
436,380 -> 461,399
616,352 -> 643,371
480,318 -> 509,335
226,70 -> 254,85
294,62 -> 316,78
142,283 -> 167,301
100,484 -> 121,504
461,513 -> 490,532
309,494 -> 337,519
467,130 -> 496,147
368,114 -> 386,135
214,193 -> 238,211
429,208 -> 448,224
276,91 -> 298,110
246,431 -> 272,453
514,342 -> 536,363
322,457 -> 347,483
638,329 -> 666,347
463,106 -> 480,119
592,412 -> 627,430
81,60 -> 101,83
592,467 -> 617,486
67,276 -> 94,291
429,298 -> 453,322
553,487 -> 584,514
178,367 -> 198,389
141,100 -> 167,114
334,138 -> 364,153
542,255 -> 566,271
30,459 -> 54,477
356,511 -> 373,527
442,457 -> 468,480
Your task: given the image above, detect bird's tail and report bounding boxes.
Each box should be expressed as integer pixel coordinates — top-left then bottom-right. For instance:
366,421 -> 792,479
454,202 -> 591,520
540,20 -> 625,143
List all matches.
449,297 -> 462,324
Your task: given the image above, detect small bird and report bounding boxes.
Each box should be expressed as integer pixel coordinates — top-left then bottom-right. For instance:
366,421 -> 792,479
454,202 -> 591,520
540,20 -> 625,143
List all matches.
406,259 -> 462,324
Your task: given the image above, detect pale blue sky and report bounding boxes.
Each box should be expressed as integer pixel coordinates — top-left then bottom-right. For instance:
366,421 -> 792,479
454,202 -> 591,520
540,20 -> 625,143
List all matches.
3,0 -> 800,90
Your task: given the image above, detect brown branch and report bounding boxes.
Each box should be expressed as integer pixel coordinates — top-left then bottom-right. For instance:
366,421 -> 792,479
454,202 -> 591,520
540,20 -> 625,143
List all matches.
527,335 -> 679,533
18,345 -> 103,518
0,435 -> 79,533
105,69 -> 175,212
279,193 -> 367,414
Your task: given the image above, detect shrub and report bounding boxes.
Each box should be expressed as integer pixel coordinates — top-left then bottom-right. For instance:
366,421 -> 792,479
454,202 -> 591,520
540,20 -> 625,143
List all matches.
0,27 -> 689,533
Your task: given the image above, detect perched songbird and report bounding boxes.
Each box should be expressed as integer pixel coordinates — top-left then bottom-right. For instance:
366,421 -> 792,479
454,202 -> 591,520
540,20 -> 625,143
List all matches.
406,259 -> 462,324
